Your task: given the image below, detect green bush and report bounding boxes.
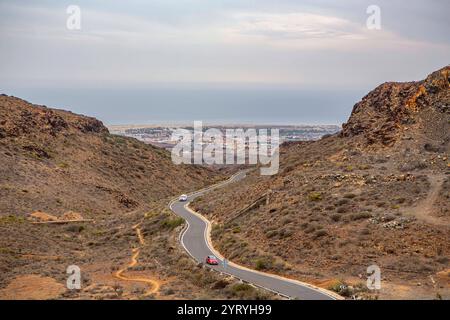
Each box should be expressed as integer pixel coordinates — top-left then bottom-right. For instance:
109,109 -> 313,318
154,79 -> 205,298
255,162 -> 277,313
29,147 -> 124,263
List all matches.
232,226 -> 241,233
308,192 -> 322,201
162,217 -> 184,229
230,283 -> 253,295
227,282 -> 270,299
255,258 -> 272,271
58,162 -> 69,168
0,215 -> 25,225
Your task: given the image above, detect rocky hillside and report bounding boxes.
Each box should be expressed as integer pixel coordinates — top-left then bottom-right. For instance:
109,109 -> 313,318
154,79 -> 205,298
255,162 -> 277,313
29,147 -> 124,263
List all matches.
191,66 -> 450,299
0,95 -> 242,300
342,66 -> 449,147
0,95 -> 221,216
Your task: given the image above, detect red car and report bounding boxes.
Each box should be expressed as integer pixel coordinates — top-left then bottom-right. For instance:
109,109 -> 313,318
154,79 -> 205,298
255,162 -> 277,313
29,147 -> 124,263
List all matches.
205,255 -> 219,265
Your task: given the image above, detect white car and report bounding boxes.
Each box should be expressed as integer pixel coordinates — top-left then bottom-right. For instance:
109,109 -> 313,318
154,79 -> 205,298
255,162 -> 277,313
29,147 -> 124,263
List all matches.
179,194 -> 188,202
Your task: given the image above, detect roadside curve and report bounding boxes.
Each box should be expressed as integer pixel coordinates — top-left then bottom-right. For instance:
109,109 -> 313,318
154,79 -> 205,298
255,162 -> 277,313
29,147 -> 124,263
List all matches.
169,171 -> 343,300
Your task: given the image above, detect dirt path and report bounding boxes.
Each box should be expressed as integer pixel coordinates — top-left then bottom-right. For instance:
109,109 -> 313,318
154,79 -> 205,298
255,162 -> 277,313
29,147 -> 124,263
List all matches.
134,224 -> 145,245
403,174 -> 447,226
113,224 -> 160,296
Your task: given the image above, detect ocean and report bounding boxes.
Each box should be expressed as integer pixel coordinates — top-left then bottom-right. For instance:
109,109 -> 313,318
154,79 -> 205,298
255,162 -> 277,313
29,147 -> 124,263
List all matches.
3,86 -> 366,126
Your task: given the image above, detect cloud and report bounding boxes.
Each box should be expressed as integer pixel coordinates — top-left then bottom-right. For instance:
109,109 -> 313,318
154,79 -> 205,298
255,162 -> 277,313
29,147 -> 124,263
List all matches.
0,1 -> 449,90
228,12 -> 365,40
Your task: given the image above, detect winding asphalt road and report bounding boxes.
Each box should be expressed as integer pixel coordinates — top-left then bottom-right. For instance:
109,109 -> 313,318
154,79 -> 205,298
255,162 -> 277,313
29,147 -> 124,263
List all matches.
169,171 -> 340,300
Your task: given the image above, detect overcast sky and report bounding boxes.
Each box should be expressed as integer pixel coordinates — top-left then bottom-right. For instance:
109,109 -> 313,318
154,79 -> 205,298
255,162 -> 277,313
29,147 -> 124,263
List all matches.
0,0 -> 448,124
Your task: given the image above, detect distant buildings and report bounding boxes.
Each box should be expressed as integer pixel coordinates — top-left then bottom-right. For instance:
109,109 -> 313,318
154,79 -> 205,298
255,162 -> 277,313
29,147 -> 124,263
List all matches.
108,124 -> 341,150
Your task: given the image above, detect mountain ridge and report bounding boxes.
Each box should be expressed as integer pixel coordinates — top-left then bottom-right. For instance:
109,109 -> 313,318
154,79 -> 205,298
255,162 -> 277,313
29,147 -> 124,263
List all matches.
0,94 -> 245,300
341,66 -> 449,147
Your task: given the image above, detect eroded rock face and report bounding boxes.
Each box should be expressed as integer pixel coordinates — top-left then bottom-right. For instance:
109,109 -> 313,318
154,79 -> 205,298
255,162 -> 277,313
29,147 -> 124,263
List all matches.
341,66 -> 450,146
0,95 -> 108,139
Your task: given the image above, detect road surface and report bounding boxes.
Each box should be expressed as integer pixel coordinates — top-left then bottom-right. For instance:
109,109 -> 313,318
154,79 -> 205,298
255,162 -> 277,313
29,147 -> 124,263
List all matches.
169,171 -> 340,300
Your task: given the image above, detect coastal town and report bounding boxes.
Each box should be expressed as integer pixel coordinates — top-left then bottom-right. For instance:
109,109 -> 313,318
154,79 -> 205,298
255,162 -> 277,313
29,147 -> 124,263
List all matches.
108,124 -> 341,150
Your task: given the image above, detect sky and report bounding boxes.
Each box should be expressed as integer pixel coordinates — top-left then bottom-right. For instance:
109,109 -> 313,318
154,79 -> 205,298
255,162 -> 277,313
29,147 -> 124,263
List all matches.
0,0 -> 449,125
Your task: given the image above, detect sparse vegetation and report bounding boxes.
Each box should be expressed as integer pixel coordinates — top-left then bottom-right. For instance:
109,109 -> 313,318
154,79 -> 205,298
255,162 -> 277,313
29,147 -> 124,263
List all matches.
0,95 -> 227,300
161,217 -> 184,230
255,258 -> 271,271
57,162 -> 69,168
0,215 -> 26,225
1,66 -> 449,300
308,192 -> 322,201
192,67 -> 450,300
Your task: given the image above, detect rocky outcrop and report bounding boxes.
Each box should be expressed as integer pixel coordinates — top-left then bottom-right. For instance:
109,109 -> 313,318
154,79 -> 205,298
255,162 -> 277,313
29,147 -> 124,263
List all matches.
0,95 -> 108,139
341,66 -> 449,146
